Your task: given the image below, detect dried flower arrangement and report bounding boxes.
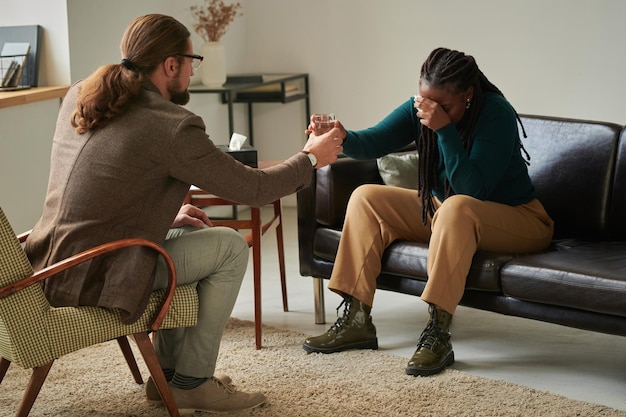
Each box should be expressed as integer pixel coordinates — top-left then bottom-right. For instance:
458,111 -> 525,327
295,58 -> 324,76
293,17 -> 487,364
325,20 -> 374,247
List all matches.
189,0 -> 244,43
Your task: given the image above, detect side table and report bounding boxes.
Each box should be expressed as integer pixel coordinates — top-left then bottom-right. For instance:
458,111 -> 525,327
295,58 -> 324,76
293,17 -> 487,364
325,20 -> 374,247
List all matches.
189,73 -> 310,147
184,162 -> 288,350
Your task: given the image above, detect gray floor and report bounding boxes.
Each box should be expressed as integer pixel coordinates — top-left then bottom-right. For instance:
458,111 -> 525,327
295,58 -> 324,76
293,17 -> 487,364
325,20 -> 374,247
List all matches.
230,206 -> 626,412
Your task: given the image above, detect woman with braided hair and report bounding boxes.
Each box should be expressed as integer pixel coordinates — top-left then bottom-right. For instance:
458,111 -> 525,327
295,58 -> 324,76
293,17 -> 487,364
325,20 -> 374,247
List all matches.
302,47 -> 554,376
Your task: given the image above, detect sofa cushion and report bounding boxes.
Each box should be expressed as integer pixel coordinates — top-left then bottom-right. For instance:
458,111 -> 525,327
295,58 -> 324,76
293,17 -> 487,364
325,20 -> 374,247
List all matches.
313,227 -> 513,292
500,241 -> 626,318
376,152 -> 419,189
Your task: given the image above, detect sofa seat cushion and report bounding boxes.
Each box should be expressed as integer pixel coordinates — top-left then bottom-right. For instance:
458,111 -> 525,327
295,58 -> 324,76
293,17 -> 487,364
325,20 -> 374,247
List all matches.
500,241 -> 626,318
313,227 -> 514,292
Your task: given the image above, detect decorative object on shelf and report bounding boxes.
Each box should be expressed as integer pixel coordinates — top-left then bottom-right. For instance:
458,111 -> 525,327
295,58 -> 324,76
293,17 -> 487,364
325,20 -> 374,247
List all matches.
190,0 -> 243,86
200,41 -> 226,86
0,42 -> 30,90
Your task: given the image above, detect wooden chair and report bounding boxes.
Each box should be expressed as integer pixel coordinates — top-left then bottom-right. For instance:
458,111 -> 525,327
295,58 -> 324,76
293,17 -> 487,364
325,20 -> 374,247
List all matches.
185,188 -> 287,349
0,207 -> 199,417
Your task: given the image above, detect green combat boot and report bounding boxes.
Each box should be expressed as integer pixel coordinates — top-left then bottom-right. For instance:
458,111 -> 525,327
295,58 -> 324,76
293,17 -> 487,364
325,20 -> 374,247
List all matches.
303,295 -> 378,354
405,304 -> 454,376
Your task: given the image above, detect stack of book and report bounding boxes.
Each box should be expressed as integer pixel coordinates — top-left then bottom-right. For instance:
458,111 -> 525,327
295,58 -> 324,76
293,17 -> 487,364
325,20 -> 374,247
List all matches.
226,73 -> 301,100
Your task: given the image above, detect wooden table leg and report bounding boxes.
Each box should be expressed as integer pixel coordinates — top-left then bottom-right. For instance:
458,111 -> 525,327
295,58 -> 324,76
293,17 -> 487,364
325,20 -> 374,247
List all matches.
251,207 -> 263,350
274,200 -> 288,312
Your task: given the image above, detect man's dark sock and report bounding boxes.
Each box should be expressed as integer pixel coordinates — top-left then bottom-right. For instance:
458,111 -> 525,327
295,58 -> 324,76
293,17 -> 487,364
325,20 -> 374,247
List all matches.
171,372 -> 208,390
163,368 -> 175,381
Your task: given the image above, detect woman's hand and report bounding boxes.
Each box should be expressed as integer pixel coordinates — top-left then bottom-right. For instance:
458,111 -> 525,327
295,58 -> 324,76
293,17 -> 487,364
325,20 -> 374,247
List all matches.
171,204 -> 212,228
414,95 -> 452,131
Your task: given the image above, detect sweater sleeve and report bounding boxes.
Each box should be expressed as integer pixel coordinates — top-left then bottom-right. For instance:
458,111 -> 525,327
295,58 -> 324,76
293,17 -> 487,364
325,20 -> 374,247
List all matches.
342,98 -> 419,159
434,95 -> 522,200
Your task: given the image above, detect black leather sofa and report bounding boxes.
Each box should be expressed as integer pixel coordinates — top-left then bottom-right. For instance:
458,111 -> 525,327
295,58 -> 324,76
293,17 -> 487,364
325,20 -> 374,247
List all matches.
297,115 -> 626,337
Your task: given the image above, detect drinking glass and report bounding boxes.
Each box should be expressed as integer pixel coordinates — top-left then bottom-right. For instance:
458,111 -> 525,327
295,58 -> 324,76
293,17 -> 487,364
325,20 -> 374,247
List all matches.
312,113 -> 336,135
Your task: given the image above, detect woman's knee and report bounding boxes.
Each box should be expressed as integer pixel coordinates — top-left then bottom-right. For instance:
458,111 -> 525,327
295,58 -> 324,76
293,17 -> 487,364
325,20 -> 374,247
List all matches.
433,195 -> 480,225
350,184 -> 385,203
347,183 -> 395,213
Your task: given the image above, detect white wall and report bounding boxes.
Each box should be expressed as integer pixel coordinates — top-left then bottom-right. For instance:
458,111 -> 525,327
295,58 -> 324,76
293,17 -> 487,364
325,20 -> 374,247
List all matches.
0,0 -> 70,231
3,0 -> 626,230
64,0 -> 626,158
0,0 -> 70,86
238,0 -> 626,126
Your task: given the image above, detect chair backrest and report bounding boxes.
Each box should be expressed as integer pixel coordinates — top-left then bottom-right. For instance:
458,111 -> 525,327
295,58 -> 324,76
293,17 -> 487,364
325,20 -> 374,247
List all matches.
0,207 -> 54,367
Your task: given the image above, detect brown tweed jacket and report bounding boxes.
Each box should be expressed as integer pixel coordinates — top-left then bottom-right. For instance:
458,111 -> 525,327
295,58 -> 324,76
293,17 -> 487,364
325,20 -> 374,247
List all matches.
25,81 -> 313,324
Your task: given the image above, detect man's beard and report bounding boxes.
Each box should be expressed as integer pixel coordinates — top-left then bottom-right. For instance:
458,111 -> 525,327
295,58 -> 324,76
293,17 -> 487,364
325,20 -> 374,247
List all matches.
168,73 -> 190,105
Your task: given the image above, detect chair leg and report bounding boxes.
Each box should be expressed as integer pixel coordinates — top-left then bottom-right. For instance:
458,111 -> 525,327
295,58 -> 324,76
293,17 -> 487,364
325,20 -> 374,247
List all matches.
273,199 -> 288,312
132,332 -> 180,417
15,361 -> 54,417
117,336 -> 144,384
0,357 -> 10,383
314,277 -> 326,324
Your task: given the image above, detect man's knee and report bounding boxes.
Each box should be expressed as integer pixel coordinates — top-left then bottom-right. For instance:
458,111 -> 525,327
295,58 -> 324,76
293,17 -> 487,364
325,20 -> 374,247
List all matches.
214,227 -> 249,261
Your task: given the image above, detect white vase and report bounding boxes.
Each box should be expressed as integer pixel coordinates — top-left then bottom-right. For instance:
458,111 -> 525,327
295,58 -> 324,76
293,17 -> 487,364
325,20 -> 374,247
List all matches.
201,41 -> 227,87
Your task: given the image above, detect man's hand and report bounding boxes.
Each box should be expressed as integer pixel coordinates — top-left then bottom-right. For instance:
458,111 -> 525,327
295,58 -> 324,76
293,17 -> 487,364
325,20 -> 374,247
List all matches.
302,126 -> 344,169
171,204 -> 212,228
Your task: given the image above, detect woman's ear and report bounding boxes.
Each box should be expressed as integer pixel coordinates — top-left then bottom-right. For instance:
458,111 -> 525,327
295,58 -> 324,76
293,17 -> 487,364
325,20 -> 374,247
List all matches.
465,86 -> 474,102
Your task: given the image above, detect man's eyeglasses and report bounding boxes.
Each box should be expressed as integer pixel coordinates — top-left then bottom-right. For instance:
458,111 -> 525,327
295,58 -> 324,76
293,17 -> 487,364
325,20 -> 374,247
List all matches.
176,53 -> 204,70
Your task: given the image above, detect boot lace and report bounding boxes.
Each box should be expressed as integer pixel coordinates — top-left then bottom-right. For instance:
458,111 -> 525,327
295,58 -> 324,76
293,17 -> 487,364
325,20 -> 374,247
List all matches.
327,298 -> 351,334
416,309 -> 449,351
416,319 -> 441,350
212,376 -> 236,394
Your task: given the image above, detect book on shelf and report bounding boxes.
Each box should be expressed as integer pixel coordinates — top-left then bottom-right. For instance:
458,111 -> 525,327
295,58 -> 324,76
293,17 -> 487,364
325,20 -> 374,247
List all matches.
235,83 -> 300,100
1,42 -> 30,88
1,60 -> 20,87
226,73 -> 266,84
225,73 -> 293,84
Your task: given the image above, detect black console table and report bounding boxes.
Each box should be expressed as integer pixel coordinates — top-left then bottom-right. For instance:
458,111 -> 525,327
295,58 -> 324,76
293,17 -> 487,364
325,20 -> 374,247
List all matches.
189,73 -> 310,147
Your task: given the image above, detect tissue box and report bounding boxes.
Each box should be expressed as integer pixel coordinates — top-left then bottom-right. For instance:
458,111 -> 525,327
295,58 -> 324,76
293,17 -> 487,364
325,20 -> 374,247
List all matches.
217,144 -> 258,168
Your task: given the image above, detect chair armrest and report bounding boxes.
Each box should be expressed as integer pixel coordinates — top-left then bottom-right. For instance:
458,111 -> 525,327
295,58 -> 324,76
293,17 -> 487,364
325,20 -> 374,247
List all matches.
17,230 -> 31,243
0,238 -> 176,332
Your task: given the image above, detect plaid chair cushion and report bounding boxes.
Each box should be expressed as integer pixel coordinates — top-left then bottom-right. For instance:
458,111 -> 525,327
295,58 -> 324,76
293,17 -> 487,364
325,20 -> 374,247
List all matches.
0,207 -> 198,369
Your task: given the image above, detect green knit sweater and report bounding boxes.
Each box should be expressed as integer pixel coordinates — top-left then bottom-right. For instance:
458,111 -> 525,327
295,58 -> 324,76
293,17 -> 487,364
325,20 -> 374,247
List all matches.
343,93 -> 535,205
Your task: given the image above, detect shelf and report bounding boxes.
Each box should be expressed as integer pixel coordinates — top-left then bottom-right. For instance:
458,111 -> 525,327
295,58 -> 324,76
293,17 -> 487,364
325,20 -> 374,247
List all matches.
188,73 -> 310,147
0,85 -> 69,109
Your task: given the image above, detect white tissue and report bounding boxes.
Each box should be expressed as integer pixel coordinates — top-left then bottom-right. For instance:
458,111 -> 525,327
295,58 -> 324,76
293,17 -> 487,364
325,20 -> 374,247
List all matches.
229,133 -> 248,150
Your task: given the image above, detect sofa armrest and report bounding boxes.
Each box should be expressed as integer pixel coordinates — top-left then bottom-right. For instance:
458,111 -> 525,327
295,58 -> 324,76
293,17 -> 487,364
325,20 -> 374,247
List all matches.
297,156 -> 383,277
315,157 -> 383,227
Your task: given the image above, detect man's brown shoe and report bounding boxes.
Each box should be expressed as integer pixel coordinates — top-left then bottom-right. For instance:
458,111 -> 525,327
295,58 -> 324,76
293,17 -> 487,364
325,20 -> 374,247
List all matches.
171,377 -> 266,414
406,305 -> 454,376
303,296 -> 378,354
145,375 -> 232,404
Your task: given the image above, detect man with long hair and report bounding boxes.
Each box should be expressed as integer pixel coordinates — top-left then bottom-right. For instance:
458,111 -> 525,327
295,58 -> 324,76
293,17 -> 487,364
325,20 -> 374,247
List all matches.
25,14 -> 341,414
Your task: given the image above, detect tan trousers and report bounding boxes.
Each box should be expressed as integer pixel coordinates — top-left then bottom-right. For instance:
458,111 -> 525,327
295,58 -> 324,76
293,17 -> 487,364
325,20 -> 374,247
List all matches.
328,184 -> 554,314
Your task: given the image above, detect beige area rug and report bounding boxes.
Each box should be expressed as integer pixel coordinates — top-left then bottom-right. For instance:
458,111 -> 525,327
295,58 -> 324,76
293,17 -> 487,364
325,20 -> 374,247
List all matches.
2,318 -> 624,417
